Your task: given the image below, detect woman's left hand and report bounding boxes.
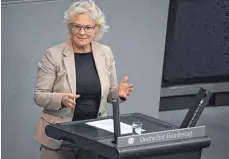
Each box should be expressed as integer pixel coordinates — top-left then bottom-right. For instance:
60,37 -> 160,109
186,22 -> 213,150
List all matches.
118,76 -> 134,99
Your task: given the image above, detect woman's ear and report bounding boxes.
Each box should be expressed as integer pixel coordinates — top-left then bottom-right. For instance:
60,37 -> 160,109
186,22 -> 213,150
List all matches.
95,25 -> 100,33
93,25 -> 99,39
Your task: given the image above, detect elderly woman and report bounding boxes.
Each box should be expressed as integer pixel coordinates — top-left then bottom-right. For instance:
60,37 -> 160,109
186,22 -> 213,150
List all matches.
33,0 -> 133,158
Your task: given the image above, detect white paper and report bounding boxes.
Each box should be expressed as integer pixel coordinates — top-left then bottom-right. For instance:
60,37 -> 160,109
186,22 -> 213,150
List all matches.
86,119 -> 145,135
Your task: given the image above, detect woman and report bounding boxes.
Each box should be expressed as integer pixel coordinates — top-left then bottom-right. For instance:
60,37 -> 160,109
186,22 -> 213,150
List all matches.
33,0 -> 134,158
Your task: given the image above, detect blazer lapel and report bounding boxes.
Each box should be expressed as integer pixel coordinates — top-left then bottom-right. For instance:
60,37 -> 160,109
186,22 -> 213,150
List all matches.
63,41 -> 76,94
91,41 -> 106,98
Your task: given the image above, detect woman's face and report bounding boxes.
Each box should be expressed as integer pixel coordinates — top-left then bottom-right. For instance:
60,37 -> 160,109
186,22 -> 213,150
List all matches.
70,13 -> 97,48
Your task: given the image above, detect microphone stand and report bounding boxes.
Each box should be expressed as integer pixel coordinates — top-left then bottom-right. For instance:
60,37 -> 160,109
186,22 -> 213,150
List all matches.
112,97 -> 121,144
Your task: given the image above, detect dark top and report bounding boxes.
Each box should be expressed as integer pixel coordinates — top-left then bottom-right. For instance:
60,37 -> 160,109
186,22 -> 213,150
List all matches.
72,52 -> 101,121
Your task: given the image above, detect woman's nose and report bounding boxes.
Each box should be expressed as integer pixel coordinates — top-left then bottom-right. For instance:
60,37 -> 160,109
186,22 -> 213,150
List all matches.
79,27 -> 86,35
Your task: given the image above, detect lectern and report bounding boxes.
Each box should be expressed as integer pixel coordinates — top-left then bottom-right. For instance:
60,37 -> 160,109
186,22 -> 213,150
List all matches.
46,88 -> 211,159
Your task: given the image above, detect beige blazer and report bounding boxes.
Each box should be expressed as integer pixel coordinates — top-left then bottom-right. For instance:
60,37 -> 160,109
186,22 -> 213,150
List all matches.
33,40 -> 119,149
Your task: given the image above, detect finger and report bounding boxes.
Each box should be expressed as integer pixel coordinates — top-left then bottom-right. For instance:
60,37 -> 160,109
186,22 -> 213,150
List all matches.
122,76 -> 128,83
128,84 -> 134,88
66,102 -> 75,109
68,94 -> 80,99
123,93 -> 127,98
66,98 -> 76,105
129,88 -> 133,93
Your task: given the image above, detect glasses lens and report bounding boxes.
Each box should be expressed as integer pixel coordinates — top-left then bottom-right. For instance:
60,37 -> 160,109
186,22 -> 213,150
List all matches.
84,26 -> 93,33
71,24 -> 94,33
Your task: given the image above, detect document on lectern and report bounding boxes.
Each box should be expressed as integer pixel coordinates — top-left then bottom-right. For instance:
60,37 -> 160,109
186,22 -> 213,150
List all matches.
86,119 -> 135,135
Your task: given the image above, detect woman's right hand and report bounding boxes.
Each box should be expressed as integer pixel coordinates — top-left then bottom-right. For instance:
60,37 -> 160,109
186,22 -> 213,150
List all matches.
61,93 -> 80,109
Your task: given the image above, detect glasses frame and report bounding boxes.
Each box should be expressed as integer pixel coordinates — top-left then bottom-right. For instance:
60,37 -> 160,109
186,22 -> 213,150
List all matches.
70,23 -> 96,33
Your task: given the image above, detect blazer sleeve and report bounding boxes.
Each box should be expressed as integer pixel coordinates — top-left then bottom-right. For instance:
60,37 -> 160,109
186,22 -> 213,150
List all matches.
106,47 -> 125,104
33,51 -> 67,110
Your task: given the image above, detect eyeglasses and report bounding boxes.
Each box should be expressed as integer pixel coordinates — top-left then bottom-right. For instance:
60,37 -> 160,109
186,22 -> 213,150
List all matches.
71,23 -> 96,33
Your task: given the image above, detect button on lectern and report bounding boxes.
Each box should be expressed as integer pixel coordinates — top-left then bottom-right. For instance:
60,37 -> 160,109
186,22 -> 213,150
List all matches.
45,88 -> 212,159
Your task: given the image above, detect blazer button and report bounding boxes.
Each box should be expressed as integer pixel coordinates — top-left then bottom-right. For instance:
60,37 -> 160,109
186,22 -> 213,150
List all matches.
98,112 -> 101,116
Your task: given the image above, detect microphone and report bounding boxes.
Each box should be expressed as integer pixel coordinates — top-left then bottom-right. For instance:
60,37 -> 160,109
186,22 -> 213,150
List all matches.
112,93 -> 121,144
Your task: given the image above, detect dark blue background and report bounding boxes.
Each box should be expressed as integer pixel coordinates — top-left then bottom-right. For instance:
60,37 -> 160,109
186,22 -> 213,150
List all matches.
162,0 -> 229,86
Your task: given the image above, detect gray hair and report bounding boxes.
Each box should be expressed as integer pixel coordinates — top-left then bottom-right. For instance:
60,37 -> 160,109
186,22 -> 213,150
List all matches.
64,0 -> 109,41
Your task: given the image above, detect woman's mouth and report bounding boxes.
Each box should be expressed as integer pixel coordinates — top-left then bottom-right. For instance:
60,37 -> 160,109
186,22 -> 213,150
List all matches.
77,37 -> 87,40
